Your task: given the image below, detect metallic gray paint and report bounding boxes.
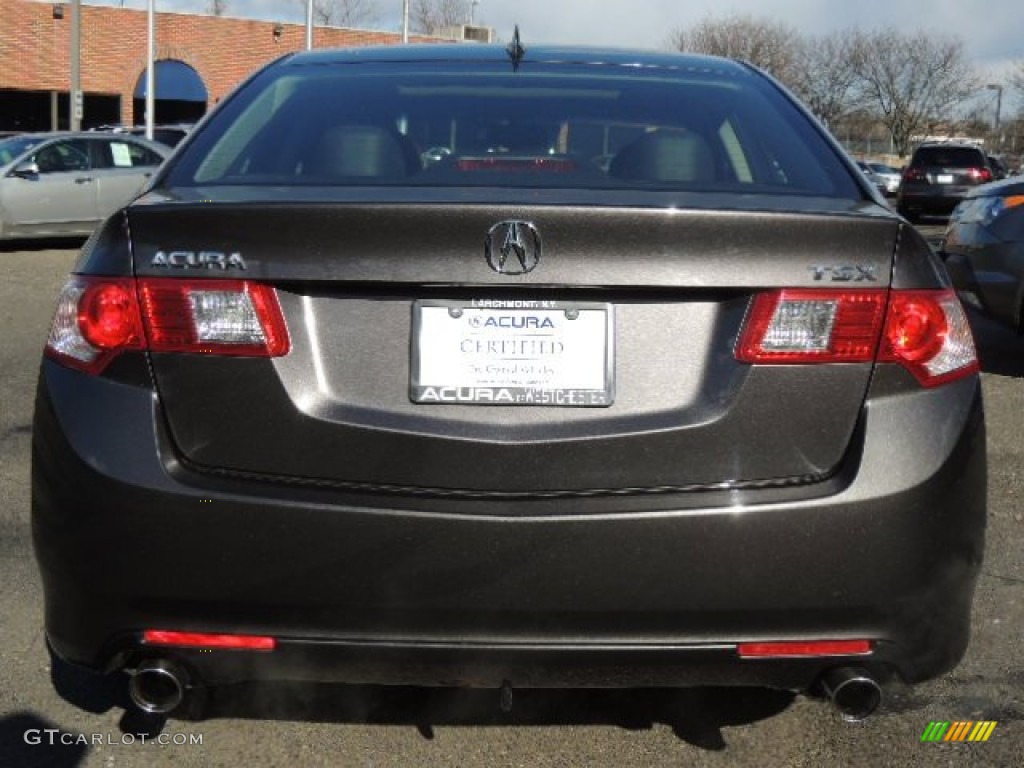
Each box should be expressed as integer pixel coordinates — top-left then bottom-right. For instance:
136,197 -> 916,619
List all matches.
34,361 -> 985,686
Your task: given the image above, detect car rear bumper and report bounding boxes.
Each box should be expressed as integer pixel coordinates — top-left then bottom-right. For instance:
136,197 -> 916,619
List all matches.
899,187 -> 971,216
32,361 -> 986,691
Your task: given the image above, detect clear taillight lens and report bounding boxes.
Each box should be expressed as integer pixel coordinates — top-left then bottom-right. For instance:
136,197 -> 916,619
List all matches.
138,279 -> 289,356
736,290 -> 887,364
45,276 -> 290,375
736,288 -> 978,387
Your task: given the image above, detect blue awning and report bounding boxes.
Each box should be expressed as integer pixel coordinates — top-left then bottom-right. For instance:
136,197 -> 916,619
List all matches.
134,60 -> 207,102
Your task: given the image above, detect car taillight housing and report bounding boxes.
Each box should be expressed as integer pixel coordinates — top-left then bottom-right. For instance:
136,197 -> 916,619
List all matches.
45,276 -> 290,375
737,288 -> 978,387
903,167 -> 926,182
966,167 -> 993,183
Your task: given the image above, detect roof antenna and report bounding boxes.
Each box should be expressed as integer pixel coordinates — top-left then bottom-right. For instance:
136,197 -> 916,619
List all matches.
506,25 -> 525,71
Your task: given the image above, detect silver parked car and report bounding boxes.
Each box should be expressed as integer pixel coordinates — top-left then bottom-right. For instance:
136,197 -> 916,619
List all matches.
868,163 -> 901,196
0,132 -> 167,240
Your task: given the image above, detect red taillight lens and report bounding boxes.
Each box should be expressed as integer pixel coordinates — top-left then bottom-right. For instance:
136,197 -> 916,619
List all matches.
879,290 -> 978,386
46,276 -> 145,374
143,630 -> 276,651
737,640 -> 872,658
736,289 -> 887,363
79,281 -> 143,349
903,167 -> 926,182
138,278 -> 290,356
45,276 -> 290,375
966,167 -> 993,183
736,288 -> 978,387
882,294 -> 946,362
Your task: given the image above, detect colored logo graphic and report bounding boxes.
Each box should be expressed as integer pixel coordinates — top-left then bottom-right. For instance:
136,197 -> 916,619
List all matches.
921,721 -> 997,742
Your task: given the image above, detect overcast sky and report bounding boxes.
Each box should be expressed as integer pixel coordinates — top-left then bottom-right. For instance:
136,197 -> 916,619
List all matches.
91,0 -> 1023,102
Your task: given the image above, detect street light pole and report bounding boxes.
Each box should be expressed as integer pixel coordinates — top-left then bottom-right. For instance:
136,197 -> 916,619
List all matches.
306,0 -> 313,50
146,0 -> 155,140
402,0 -> 409,44
70,0 -> 81,130
986,84 -> 1003,133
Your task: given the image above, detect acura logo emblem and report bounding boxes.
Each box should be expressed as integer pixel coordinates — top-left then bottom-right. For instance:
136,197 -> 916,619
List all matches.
485,220 -> 542,275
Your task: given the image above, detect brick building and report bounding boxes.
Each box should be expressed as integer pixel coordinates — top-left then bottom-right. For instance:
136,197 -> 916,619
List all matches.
0,0 -> 436,131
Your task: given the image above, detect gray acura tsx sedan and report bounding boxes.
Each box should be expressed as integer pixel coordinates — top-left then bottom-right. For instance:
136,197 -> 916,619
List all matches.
33,41 -> 986,724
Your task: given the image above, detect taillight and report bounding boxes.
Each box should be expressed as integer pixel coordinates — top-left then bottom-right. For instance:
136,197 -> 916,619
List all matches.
736,288 -> 978,387
966,167 -> 993,183
46,277 -> 145,375
45,276 -> 290,375
138,278 -> 289,356
903,167 -> 926,182
736,290 -> 887,364
879,290 -> 978,386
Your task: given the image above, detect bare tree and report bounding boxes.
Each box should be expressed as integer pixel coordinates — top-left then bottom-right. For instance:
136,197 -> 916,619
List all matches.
206,0 -> 228,15
788,32 -> 865,128
1011,60 -> 1024,94
851,30 -> 977,158
412,0 -> 473,35
295,0 -> 379,28
669,14 -> 800,82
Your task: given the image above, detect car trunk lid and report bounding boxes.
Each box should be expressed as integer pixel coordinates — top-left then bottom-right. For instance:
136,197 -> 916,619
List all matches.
129,199 -> 897,496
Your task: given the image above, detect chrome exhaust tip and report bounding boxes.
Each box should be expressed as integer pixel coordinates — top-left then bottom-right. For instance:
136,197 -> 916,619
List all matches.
821,667 -> 883,722
129,659 -> 187,715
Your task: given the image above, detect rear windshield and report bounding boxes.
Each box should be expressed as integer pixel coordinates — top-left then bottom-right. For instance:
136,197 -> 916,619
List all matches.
912,146 -> 987,168
164,60 -> 861,199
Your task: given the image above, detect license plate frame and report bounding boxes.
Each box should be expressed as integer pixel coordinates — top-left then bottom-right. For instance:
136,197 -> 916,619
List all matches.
411,299 -> 615,407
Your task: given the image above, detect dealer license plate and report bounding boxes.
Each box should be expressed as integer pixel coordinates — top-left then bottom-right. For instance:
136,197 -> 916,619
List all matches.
411,300 -> 614,406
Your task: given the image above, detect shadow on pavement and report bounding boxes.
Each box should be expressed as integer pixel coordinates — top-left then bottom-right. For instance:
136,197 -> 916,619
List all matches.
966,307 -> 1024,378
202,681 -> 797,750
45,642 -> 799,750
0,712 -> 89,768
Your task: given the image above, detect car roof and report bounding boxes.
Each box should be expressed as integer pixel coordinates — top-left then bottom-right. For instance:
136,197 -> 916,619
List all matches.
7,130 -> 160,141
915,142 -> 984,151
282,43 -> 753,77
0,131 -> 170,155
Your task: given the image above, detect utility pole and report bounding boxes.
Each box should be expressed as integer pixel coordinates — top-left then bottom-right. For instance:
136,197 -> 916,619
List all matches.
986,84 -> 1002,132
146,0 -> 155,139
70,0 -> 82,130
305,0 -> 313,50
402,0 -> 409,44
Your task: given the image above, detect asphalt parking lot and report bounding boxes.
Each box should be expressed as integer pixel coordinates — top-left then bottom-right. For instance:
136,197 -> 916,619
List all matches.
1,231 -> 1022,767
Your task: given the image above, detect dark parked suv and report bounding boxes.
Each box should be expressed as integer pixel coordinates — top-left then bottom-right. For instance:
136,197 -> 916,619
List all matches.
898,142 -> 994,222
33,44 -> 986,724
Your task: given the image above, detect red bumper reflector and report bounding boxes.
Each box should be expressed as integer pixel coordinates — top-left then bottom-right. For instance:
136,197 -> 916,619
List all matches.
143,630 -> 277,651
737,640 -> 872,658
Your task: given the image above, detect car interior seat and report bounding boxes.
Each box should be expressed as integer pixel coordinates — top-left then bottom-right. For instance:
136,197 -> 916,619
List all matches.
609,130 -> 716,183
306,125 -> 420,179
